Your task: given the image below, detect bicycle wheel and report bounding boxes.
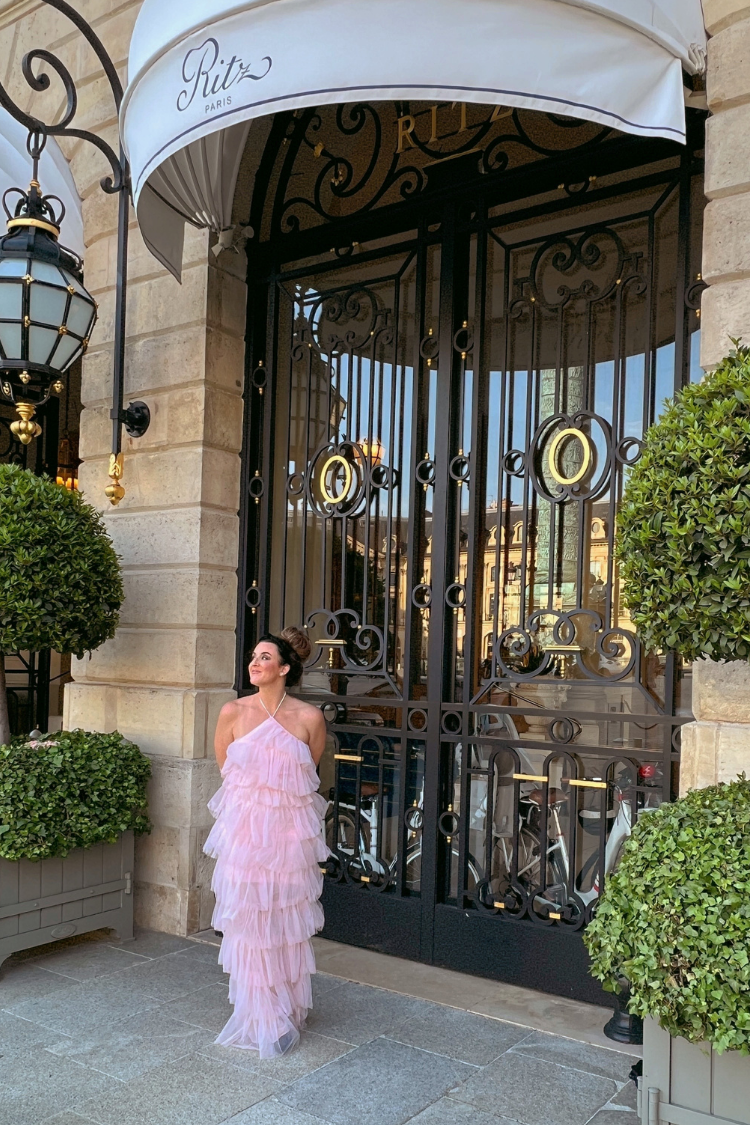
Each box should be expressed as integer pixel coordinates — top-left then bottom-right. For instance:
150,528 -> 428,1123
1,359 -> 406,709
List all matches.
325,809 -> 370,862
492,826 -> 569,906
404,843 -> 422,891
400,844 -> 480,896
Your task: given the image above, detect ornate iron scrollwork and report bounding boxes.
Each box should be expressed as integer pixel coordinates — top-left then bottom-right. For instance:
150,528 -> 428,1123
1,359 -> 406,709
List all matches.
265,102 -> 613,238
0,7 -> 126,195
511,227 -> 642,314
314,284 -> 384,353
281,103 -> 428,233
529,411 -> 612,503
493,609 -> 638,683
306,609 -> 388,676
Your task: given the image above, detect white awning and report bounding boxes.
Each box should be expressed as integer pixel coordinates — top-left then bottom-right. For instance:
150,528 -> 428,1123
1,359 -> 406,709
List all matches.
0,110 -> 84,259
121,0 -> 707,280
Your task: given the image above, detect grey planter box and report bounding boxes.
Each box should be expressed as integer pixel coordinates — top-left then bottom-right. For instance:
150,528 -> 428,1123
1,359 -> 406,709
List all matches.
640,1016 -> 750,1124
0,831 -> 133,971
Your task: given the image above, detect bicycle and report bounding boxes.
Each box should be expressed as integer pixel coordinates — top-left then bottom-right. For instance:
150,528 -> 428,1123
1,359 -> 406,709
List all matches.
324,773 -> 482,892
461,711 -> 664,918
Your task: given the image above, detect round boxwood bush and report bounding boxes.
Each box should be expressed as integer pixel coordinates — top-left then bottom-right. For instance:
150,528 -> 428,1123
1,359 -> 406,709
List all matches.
584,777 -> 750,1054
0,463 -> 123,658
617,342 -> 750,661
0,729 -> 151,862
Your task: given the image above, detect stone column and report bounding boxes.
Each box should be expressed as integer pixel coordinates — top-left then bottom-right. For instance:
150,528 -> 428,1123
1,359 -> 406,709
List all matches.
682,3 -> 750,791
64,235 -> 247,934
680,660 -> 750,794
701,2 -> 750,367
0,0 -> 246,934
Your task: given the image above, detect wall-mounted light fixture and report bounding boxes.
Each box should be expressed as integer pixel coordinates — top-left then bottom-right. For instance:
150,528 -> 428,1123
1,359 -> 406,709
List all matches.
0,0 -> 151,503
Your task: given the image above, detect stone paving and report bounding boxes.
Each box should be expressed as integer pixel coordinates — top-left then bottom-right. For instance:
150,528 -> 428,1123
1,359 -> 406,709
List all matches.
0,929 -> 639,1125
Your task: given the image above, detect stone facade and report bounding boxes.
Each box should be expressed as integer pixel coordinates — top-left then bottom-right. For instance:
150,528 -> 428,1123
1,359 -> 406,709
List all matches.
0,0 -> 245,933
701,1 -> 750,368
679,0 -> 750,794
0,0 -> 749,933
681,660 -> 750,795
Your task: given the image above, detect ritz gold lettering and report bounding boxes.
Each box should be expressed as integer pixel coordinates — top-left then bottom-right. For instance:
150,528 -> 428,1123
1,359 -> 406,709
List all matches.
399,104 -> 471,153
396,103 -> 513,155
397,114 -> 417,153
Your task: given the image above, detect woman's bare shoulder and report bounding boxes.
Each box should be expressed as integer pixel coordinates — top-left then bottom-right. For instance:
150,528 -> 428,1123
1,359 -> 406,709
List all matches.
218,696 -> 257,721
288,696 -> 324,725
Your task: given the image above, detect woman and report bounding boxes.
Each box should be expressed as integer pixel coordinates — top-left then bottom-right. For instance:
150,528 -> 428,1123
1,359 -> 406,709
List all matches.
204,627 -> 328,1057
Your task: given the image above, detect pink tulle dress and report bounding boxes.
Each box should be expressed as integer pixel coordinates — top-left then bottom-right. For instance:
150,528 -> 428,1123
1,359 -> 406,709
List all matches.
204,714 -> 328,1057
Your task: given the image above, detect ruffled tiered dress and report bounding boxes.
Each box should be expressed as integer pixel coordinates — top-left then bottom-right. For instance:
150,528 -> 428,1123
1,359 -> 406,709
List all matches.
204,716 -> 328,1057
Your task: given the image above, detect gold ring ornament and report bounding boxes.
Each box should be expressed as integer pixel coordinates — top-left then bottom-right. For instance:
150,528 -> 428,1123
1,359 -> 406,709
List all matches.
547,427 -> 593,486
319,453 -> 354,505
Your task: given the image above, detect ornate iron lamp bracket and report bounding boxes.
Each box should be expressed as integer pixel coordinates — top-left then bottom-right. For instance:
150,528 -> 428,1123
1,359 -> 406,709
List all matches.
0,0 -> 149,504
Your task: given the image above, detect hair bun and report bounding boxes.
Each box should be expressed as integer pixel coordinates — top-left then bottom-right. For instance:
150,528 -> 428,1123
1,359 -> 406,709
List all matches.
280,625 -> 312,663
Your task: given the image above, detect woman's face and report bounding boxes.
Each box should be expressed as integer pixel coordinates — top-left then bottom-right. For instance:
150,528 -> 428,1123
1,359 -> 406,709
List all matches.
248,642 -> 289,687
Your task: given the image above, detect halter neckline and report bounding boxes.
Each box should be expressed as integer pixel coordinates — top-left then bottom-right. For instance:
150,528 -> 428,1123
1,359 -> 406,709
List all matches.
259,691 -> 287,720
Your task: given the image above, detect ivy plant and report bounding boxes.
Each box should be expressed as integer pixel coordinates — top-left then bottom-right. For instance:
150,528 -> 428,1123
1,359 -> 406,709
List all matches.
617,341 -> 750,661
584,777 -> 750,1054
0,464 -> 123,744
0,729 -> 151,861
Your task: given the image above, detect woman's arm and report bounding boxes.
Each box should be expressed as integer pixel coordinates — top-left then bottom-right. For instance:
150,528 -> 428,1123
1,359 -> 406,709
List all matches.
307,707 -> 327,767
214,702 -> 237,771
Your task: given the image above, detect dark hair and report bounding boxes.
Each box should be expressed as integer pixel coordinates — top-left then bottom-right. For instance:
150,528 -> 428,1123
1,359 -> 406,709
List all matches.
254,627 -> 311,688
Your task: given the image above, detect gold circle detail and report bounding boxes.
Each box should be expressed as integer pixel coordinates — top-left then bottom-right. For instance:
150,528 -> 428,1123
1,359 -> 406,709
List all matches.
320,454 -> 354,505
547,427 -> 593,486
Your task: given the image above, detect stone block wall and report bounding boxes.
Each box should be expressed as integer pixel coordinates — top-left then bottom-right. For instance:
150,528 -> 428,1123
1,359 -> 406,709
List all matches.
680,660 -> 750,794
680,1 -> 750,792
0,0 -> 245,934
702,1 -> 750,367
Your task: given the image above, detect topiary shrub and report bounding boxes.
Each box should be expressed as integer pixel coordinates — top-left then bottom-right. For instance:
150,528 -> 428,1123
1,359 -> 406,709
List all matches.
0,729 -> 151,861
0,463 -> 123,744
584,777 -> 750,1054
617,341 -> 750,662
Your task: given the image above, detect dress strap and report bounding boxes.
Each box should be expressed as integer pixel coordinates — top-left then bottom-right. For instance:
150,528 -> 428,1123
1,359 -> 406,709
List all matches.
259,691 -> 287,719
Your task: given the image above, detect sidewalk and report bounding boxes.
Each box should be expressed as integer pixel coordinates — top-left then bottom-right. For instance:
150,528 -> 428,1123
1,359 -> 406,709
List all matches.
0,928 -> 639,1125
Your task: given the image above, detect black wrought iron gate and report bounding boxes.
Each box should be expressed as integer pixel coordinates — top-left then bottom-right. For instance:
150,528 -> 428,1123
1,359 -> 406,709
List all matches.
239,104 -> 704,1001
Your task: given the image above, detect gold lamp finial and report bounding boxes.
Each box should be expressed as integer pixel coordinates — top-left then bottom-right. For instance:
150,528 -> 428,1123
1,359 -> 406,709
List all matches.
10,402 -> 42,445
105,451 -> 125,506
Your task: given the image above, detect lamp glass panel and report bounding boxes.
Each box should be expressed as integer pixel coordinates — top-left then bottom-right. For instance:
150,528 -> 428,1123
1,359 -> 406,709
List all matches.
30,283 -> 68,327
0,322 -> 22,360
66,294 -> 96,338
30,261 -> 63,285
28,325 -> 59,365
0,259 -> 27,277
61,269 -> 87,298
51,334 -> 80,370
0,280 -> 23,319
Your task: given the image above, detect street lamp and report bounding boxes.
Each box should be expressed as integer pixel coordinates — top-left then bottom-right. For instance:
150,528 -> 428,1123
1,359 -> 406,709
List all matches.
0,0 -> 150,503
360,436 -> 384,466
0,141 -> 97,445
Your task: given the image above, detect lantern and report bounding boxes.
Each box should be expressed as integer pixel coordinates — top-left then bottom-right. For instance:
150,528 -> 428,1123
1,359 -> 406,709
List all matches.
0,178 -> 97,444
